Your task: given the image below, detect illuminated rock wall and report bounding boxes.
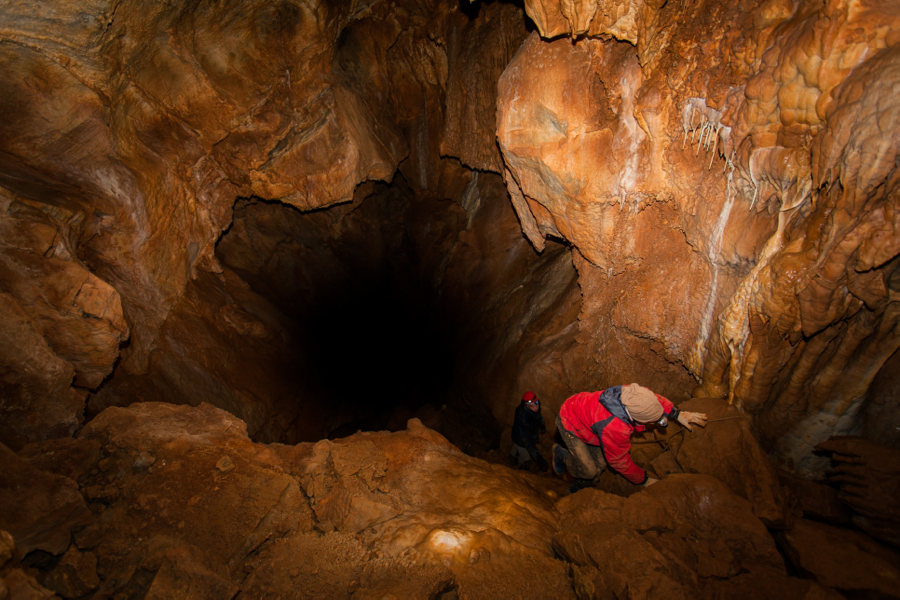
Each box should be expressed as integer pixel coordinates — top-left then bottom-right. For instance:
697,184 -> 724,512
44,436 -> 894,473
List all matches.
499,0 -> 900,474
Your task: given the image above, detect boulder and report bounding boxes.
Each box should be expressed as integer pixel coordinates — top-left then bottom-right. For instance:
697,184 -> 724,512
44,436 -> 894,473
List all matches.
291,417 -> 574,598
667,398 -> 791,528
0,443 -> 92,556
777,469 -> 853,526
816,436 -> 900,547
40,546 -> 100,598
76,402 -> 315,592
778,518 -> 900,598
75,402 -> 576,598
18,438 -> 102,484
0,531 -> 56,600
554,474 -> 790,598
1,569 -> 54,599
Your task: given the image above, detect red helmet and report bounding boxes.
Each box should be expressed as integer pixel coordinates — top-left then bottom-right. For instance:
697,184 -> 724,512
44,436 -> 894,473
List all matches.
522,391 -> 537,403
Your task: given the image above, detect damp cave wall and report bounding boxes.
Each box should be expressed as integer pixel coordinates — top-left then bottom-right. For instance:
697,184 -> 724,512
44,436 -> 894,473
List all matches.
0,0 -> 897,478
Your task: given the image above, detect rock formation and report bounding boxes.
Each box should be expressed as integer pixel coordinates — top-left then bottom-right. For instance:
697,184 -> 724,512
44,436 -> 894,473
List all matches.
498,0 -> 900,476
0,0 -> 898,596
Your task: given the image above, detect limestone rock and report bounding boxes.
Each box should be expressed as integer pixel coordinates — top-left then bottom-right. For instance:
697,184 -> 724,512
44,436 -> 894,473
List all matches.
0,198 -> 129,389
0,443 -> 93,556
0,532 -> 57,600
75,402 -> 575,598
499,0 -> 900,478
40,546 -> 100,598
294,419 -> 571,585
0,293 -> 83,451
0,531 -> 13,569
440,3 -> 528,172
667,398 -> 791,528
701,572 -> 845,600
17,438 -> 102,484
816,436 -> 900,547
777,469 -> 853,527
283,418 -> 574,598
1,569 -> 55,599
0,194 -> 128,449
76,402 -> 315,588
554,474 -> 789,598
778,518 -> 900,598
88,269 -> 315,444
145,545 -> 239,600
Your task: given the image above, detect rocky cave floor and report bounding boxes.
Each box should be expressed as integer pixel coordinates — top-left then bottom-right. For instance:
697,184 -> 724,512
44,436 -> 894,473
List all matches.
2,398 -> 900,599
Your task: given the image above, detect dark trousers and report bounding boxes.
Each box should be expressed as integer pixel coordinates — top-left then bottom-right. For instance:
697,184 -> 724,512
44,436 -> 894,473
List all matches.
509,443 -> 543,466
556,413 -> 607,480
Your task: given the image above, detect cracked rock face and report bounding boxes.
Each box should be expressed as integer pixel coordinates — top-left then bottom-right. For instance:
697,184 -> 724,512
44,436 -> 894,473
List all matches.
68,402 -> 576,598
0,0 -> 897,587
499,0 -> 900,475
14,401 -> 883,598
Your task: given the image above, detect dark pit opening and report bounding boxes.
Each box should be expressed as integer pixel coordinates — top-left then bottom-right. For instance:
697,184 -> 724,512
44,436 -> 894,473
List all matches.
305,276 -> 456,439
215,173 -> 499,450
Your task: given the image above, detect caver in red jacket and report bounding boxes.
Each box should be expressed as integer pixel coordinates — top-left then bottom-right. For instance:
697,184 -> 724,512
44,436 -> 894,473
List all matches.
559,386 -> 680,484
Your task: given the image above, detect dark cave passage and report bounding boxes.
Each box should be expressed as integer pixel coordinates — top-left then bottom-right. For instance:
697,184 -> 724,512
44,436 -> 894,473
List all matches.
214,174 -> 501,449
304,276 -> 457,439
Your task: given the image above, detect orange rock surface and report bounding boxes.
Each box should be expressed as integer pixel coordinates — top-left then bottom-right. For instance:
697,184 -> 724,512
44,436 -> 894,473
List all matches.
0,0 -> 897,595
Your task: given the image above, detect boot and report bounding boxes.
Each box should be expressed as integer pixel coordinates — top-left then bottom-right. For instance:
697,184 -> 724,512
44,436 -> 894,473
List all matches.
552,444 -> 568,475
568,478 -> 593,494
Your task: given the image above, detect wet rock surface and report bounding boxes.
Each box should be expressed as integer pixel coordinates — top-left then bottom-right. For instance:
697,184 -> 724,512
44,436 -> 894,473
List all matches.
0,0 -> 896,596
553,475 -> 836,599
0,444 -> 93,557
816,436 -> 900,548
778,518 -> 900,598
2,402 -> 898,597
664,398 -> 791,528
66,402 -> 575,598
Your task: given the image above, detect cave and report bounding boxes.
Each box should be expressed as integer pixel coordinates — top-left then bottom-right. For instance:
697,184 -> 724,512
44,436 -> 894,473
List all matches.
1,0 -> 899,598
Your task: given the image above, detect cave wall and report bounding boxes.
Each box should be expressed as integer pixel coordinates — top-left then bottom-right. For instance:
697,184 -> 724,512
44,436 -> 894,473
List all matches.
499,0 -> 900,474
0,0 -> 896,479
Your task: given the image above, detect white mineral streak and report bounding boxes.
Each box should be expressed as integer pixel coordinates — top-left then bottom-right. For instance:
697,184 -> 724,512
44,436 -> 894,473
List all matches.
615,60 -> 646,211
687,181 -> 736,378
460,171 -> 482,230
683,98 -> 738,378
709,147 -> 812,405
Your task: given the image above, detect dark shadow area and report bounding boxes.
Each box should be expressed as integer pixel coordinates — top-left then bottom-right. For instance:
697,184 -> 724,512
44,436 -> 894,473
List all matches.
305,275 -> 457,438
214,175 -> 499,449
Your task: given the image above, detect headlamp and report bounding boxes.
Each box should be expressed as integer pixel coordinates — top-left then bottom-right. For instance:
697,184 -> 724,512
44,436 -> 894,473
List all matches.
657,415 -> 668,427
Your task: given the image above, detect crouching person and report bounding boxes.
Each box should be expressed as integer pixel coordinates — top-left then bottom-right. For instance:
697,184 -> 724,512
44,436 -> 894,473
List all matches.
553,384 -> 707,493
509,391 -> 550,472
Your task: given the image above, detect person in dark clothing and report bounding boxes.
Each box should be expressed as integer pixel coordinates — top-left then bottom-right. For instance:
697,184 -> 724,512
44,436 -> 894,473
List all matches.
509,391 -> 549,471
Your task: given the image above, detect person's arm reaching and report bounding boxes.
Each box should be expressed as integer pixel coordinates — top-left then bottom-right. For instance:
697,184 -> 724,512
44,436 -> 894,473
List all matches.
655,393 -> 707,432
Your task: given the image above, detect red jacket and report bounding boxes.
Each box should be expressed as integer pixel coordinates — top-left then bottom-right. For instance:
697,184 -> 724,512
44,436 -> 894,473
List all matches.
559,387 -> 678,484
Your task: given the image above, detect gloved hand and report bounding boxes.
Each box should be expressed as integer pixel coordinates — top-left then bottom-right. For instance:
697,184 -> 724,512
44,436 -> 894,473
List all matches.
677,411 -> 708,432
643,477 -> 659,488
